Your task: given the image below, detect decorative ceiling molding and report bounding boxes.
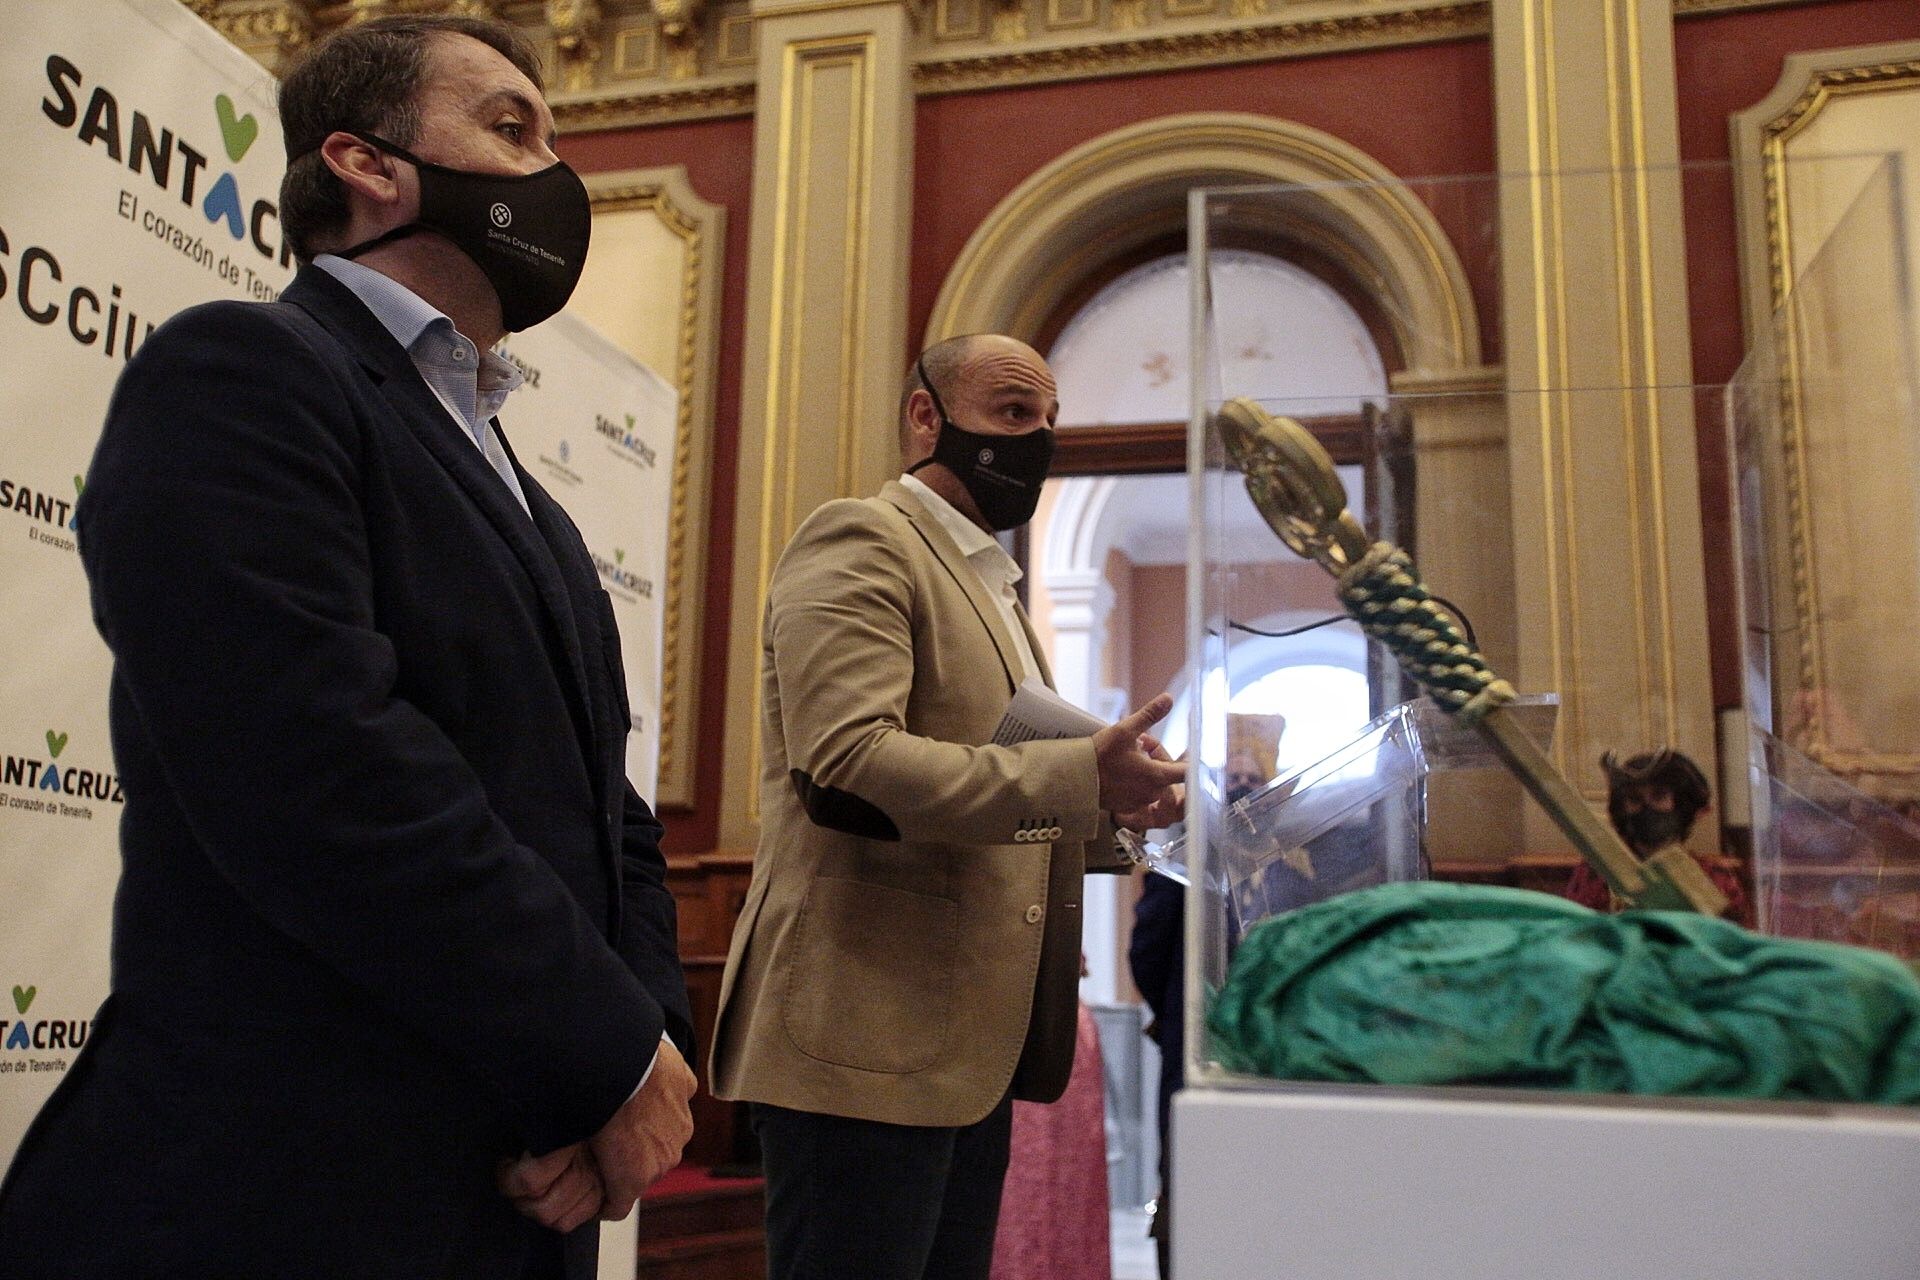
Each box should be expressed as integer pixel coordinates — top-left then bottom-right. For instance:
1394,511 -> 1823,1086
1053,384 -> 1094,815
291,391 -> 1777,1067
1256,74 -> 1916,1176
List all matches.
551,77 -> 758,127
916,2 -> 1486,96
1673,0 -> 1854,16
190,0 -> 1492,132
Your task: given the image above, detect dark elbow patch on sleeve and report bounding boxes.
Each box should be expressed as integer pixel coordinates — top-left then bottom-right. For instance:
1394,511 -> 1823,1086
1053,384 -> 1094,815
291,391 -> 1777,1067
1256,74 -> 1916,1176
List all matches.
789,769 -> 901,841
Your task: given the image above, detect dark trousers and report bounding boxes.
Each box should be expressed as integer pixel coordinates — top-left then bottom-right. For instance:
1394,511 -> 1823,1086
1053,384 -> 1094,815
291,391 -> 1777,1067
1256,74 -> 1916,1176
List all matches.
752,1096 -> 1014,1280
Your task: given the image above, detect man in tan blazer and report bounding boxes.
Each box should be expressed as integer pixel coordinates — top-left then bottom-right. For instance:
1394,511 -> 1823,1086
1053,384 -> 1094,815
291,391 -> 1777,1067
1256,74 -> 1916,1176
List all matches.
710,334 -> 1184,1280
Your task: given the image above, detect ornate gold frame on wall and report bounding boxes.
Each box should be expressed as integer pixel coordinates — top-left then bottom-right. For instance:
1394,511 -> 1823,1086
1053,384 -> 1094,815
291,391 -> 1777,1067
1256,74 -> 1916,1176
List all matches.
581,166 -> 727,810
1732,41 -> 1920,792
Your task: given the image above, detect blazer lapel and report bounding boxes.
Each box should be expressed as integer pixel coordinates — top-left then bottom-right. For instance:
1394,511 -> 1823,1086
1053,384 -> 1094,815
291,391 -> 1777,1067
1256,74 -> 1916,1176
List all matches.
280,269 -> 596,753
497,431 -> 599,756
881,480 -> 1025,696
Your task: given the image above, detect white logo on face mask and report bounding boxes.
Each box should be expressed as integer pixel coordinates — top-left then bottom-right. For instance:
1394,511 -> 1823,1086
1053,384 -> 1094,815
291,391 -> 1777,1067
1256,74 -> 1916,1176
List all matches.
978,448 -> 994,465
490,202 -> 513,227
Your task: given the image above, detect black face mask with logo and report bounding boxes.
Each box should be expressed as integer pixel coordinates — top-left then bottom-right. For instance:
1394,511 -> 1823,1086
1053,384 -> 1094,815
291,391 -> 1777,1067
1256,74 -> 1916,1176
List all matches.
323,132 -> 591,332
905,356 -> 1056,531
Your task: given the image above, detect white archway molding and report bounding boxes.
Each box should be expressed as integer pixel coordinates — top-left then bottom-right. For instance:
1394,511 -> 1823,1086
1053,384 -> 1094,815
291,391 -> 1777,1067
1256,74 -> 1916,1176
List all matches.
926,112 -> 1482,377
1041,476 -> 1124,720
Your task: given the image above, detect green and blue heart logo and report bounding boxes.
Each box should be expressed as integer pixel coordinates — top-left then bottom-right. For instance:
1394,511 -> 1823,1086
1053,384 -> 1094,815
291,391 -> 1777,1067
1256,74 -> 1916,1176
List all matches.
625,414 -> 636,431
214,94 -> 258,163
12,985 -> 35,1016
45,730 -> 67,760
201,94 -> 261,241
614,549 -> 625,565
202,172 -> 244,239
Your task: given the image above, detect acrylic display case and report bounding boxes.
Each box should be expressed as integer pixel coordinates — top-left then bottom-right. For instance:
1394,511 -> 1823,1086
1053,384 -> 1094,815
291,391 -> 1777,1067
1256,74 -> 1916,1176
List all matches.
1171,160 -> 1920,1280
1730,156 -> 1920,963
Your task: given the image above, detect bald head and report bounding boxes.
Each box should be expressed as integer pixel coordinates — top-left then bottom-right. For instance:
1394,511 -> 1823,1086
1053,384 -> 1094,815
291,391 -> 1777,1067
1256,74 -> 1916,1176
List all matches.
898,334 -> 1058,465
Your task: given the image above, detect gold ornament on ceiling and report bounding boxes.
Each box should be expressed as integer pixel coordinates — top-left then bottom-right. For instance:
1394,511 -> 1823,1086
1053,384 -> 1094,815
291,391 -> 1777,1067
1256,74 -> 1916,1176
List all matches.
545,0 -> 605,93
651,0 -> 709,79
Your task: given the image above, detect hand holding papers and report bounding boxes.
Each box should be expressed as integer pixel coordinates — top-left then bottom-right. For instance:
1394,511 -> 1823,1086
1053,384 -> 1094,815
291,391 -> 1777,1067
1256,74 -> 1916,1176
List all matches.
992,679 -> 1108,746
993,684 -> 1185,835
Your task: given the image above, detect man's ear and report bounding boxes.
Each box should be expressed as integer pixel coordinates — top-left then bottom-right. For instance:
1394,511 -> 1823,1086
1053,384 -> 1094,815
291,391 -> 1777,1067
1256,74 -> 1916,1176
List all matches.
906,387 -> 942,449
319,132 -> 405,208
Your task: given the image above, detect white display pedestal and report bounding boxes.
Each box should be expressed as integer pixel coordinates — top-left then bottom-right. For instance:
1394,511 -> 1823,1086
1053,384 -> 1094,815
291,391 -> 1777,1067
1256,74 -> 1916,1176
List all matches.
1174,1084 -> 1920,1279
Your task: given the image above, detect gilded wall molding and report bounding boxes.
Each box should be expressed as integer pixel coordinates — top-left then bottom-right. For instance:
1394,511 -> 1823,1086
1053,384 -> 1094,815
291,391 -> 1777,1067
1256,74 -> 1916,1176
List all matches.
719,0 -> 919,847
579,167 -> 727,810
552,78 -> 758,128
915,2 -> 1487,95
1731,41 -> 1920,791
927,112 -> 1479,371
191,0 -> 1492,127
194,0 -> 317,65
1490,0 -> 1716,834
1673,0 -> 1857,15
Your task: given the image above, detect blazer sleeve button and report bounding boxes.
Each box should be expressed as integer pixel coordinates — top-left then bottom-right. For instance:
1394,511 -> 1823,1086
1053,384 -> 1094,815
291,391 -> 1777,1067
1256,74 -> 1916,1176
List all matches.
1024,904 -> 1044,923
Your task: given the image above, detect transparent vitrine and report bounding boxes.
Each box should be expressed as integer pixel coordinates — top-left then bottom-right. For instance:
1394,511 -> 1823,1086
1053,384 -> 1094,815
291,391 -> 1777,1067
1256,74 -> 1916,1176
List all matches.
1180,155 -> 1920,1093
1169,154 -> 1920,1280
1730,155 -> 1920,962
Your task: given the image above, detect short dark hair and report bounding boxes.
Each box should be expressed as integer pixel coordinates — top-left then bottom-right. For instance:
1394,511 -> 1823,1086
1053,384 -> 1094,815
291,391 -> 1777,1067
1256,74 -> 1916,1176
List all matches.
276,16 -> 544,261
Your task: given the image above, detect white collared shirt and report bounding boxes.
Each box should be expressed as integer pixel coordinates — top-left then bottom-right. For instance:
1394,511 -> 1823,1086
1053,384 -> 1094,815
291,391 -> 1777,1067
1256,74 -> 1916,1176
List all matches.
900,472 -> 1041,682
312,254 -> 531,516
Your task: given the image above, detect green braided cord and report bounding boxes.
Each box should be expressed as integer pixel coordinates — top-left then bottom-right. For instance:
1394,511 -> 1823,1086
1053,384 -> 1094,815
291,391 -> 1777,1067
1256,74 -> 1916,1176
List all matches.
1335,543 -> 1515,721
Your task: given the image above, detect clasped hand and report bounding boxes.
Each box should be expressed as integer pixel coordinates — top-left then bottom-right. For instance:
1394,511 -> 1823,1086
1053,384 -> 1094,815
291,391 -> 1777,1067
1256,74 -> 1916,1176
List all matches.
496,1036 -> 698,1232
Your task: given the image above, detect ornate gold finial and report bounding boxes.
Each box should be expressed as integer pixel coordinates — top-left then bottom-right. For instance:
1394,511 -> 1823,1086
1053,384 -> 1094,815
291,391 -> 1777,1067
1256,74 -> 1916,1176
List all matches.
651,0 -> 707,80
439,0 -> 502,17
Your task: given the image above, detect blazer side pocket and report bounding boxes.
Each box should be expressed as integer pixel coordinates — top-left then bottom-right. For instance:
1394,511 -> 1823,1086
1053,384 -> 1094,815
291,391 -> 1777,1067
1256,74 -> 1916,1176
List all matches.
781,876 -> 956,1075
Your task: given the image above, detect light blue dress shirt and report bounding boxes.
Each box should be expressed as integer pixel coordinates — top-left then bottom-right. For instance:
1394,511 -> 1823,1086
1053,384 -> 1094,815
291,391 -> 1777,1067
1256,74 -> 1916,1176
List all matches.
313,254 -> 532,516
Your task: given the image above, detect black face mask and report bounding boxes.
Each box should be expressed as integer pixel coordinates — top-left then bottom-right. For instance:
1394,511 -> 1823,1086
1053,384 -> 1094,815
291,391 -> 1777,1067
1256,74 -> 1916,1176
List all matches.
329,132 -> 590,332
906,357 -> 1056,531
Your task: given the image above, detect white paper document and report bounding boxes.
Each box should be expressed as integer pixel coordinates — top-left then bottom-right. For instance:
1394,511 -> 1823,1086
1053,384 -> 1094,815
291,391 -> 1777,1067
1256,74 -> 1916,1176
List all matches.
991,678 -> 1108,747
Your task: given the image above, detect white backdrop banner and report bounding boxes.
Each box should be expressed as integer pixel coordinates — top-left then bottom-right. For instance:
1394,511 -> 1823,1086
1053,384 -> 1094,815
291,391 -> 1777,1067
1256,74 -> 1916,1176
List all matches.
0,0 -> 294,1158
498,317 -> 679,803
0,10 -> 678,1241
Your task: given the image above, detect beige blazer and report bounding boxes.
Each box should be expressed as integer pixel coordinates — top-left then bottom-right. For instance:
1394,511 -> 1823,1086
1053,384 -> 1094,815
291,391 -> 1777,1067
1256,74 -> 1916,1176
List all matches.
709,481 -> 1124,1127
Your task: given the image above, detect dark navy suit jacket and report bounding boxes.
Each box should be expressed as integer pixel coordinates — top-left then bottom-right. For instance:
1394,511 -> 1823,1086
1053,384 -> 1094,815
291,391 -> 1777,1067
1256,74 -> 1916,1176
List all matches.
0,267 -> 691,1278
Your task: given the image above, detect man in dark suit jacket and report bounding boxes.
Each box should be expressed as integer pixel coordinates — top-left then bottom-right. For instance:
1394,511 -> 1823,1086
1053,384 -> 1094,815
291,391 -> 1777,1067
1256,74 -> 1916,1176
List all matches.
0,16 -> 693,1279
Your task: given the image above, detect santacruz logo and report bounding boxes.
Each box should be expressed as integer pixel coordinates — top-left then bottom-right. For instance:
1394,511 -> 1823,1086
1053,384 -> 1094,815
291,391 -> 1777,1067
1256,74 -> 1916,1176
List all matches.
40,54 -> 292,296
592,548 -> 652,601
2,473 -> 81,547
594,413 -> 657,469
3,729 -> 122,821
0,983 -> 90,1065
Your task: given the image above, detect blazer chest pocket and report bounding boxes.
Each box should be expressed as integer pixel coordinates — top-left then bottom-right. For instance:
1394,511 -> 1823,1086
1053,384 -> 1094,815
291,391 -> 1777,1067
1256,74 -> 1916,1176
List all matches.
782,876 -> 956,1075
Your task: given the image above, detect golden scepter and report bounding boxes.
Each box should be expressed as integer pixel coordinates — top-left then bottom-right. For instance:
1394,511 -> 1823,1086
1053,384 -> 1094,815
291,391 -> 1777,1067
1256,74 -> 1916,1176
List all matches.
1216,397 -> 1727,915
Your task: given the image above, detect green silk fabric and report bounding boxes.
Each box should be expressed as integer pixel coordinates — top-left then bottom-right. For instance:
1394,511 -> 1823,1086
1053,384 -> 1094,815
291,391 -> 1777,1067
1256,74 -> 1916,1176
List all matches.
1209,882 -> 1920,1104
